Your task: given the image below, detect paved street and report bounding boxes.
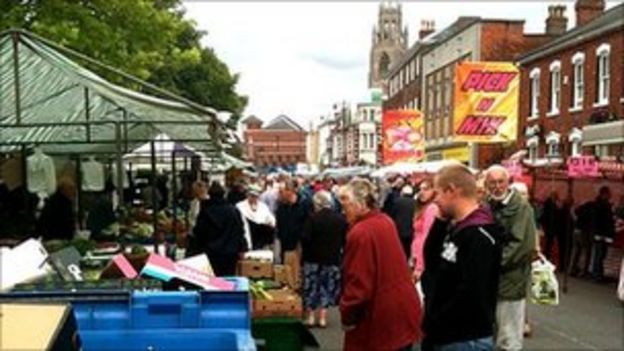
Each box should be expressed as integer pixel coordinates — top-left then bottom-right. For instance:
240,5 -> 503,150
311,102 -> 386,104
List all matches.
307,277 -> 623,350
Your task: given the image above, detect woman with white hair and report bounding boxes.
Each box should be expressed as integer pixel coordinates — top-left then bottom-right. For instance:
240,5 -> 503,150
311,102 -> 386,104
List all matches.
338,179 -> 422,351
301,190 -> 348,328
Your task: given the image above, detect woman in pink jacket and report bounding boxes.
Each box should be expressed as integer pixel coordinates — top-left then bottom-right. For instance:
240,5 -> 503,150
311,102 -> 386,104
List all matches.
411,178 -> 439,282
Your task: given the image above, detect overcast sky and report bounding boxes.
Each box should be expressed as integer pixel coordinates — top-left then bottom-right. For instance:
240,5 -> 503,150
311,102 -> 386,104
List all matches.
182,1 -> 620,128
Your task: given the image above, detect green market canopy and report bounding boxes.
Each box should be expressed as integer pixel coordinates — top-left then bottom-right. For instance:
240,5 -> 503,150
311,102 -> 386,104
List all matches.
0,29 -> 234,158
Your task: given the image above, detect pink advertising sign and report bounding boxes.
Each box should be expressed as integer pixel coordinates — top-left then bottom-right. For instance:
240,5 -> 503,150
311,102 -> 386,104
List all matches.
567,156 -> 600,178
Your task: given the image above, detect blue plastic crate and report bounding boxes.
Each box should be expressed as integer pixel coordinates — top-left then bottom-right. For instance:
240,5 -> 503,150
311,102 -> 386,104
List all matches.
0,277 -> 256,351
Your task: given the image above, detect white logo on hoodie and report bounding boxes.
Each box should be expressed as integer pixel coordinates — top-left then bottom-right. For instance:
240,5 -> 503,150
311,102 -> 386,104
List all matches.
441,241 -> 458,263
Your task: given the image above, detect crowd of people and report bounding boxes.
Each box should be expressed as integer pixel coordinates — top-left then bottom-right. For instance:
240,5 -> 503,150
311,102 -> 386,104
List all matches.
183,163 -> 623,351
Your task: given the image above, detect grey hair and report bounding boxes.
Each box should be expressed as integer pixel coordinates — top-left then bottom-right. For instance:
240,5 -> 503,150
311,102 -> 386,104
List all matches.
339,178 -> 378,209
485,164 -> 510,180
313,190 -> 334,211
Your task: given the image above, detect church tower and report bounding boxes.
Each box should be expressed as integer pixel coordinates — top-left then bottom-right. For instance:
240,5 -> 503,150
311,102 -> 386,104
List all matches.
368,0 -> 408,92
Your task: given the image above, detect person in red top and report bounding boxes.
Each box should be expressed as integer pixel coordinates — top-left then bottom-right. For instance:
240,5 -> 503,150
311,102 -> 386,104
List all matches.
338,178 -> 423,351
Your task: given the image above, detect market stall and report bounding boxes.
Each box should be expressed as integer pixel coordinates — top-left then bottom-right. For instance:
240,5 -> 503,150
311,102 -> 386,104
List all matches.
0,29 -> 259,350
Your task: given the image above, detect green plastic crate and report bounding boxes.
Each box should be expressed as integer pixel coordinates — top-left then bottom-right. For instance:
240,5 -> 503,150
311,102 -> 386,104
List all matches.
252,317 -> 319,351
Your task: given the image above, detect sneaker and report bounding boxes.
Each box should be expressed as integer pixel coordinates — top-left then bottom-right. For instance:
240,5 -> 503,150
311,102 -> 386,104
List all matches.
304,311 -> 316,328
318,308 -> 327,328
524,322 -> 533,337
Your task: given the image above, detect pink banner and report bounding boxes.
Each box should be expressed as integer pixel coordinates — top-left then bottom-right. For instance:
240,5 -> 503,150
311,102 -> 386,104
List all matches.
567,156 -> 600,178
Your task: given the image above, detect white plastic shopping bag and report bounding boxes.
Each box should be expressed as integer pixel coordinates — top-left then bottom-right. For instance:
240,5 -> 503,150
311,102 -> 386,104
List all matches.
530,254 -> 559,306
618,258 -> 624,302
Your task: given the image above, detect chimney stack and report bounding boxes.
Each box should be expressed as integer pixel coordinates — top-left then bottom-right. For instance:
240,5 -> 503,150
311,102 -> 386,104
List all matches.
545,5 -> 568,36
575,0 -> 605,27
419,20 -> 435,40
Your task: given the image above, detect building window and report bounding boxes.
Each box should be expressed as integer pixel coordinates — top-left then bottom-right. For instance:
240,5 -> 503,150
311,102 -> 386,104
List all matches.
405,67 -> 409,83
571,140 -> 580,156
369,133 -> 375,150
527,136 -> 539,161
435,118 -> 441,141
426,122 -> 432,140
594,144 -> 609,158
379,52 -> 391,77
547,142 -> 559,157
596,43 -> 610,105
529,68 -> 540,118
571,52 -> 585,110
546,131 -> 561,157
549,60 -> 561,115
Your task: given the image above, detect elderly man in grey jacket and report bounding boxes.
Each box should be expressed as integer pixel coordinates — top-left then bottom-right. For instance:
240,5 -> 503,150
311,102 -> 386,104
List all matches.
486,165 -> 536,351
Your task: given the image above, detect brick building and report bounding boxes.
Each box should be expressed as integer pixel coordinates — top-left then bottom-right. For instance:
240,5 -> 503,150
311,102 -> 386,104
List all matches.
419,15 -> 555,168
517,1 -> 624,203
242,115 -> 307,168
385,20 -> 436,111
328,101 -> 382,167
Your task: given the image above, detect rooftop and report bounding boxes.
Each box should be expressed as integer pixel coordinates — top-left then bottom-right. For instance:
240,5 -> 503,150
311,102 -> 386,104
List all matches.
519,3 -> 624,64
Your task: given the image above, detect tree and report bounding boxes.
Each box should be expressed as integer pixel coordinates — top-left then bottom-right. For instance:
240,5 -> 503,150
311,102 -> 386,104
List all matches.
0,0 -> 247,123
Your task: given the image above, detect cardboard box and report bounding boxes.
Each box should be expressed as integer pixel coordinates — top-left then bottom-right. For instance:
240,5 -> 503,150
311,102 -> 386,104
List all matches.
253,289 -> 303,318
100,254 -> 139,279
0,303 -> 80,351
178,254 -> 214,276
48,247 -> 84,281
0,239 -> 52,291
273,264 -> 295,289
141,253 -> 234,291
239,260 -> 273,279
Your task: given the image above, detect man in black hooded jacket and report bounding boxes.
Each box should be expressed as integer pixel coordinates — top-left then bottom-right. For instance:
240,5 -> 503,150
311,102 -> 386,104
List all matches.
190,181 -> 247,276
422,164 -> 503,350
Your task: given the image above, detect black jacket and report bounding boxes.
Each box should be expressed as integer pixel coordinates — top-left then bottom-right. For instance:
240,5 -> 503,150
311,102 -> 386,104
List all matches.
593,198 -> 616,241
390,195 -> 417,242
302,208 -> 348,265
276,196 -> 312,251
382,188 -> 400,215
422,214 -> 503,345
190,197 -> 246,258
37,191 -> 75,241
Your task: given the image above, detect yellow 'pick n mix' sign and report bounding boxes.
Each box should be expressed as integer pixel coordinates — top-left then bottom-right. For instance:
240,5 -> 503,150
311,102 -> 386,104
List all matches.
453,62 -> 519,143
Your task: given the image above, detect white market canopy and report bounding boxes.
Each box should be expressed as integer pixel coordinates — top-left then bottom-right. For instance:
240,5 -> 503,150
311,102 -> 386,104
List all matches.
321,166 -> 372,178
125,134 -> 252,172
371,160 -> 476,178
0,29 -> 236,160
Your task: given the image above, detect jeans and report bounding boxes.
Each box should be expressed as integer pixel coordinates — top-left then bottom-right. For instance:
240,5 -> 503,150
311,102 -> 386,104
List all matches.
591,240 -> 608,280
432,337 -> 494,351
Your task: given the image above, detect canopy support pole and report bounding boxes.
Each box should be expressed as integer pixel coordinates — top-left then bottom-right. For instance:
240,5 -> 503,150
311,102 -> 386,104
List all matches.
114,122 -> 124,209
20,145 -> 28,230
150,140 -> 158,241
12,32 -> 22,124
76,156 -> 84,230
84,88 -> 91,142
122,110 -> 129,153
171,150 -> 178,248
